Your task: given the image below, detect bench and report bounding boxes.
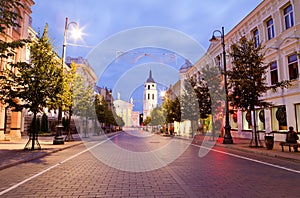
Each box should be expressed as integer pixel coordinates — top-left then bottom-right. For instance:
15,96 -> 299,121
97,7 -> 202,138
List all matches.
279,142 -> 300,152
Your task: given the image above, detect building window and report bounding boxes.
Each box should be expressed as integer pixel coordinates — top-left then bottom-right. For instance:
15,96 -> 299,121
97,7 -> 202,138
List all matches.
266,18 -> 275,40
152,94 -> 154,100
241,109 -> 265,131
270,61 -> 278,85
257,109 -> 265,131
148,94 -> 150,100
271,106 -> 287,131
216,56 -> 221,71
242,110 -> 252,130
288,54 -> 298,80
13,8 -> 20,31
283,4 -> 294,30
253,29 -> 260,48
230,110 -> 238,130
148,85 -> 150,89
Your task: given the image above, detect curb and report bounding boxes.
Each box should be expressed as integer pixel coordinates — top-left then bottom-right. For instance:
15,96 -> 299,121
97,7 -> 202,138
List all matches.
173,135 -> 300,163
0,141 -> 83,171
214,143 -> 300,163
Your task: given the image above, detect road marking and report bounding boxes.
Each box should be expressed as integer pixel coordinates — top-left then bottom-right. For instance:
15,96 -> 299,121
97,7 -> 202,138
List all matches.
0,133 -> 119,196
190,142 -> 300,174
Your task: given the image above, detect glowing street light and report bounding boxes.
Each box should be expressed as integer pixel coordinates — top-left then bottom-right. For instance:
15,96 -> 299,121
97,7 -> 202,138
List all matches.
209,27 -> 233,144
53,17 -> 82,145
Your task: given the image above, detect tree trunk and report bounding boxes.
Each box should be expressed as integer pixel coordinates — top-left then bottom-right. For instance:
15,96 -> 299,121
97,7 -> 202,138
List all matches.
31,112 -> 37,150
252,109 -> 258,147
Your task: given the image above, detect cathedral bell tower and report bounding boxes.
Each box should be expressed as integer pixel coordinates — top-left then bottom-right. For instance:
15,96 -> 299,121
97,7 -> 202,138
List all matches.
143,70 -> 158,120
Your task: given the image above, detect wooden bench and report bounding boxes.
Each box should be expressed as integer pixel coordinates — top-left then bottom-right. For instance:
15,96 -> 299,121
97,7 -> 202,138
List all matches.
279,142 -> 300,152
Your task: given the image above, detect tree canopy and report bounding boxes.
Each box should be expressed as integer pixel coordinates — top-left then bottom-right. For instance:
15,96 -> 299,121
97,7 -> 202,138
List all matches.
1,24 -> 61,113
228,36 -> 290,111
150,106 -> 165,126
162,97 -> 181,123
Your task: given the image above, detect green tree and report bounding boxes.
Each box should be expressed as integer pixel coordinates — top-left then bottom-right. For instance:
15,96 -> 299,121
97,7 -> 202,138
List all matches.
150,107 -> 165,126
228,36 -> 290,147
189,76 -> 211,120
143,116 -> 151,126
162,97 -> 181,123
1,24 -> 61,149
95,94 -> 108,126
112,111 -> 125,129
72,74 -> 95,136
180,79 -> 199,137
201,65 -> 224,138
64,62 -> 77,140
189,65 -> 224,137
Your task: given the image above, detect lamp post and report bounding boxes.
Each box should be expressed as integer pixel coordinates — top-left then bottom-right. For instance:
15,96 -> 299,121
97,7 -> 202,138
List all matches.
53,17 -> 80,144
210,27 -> 233,144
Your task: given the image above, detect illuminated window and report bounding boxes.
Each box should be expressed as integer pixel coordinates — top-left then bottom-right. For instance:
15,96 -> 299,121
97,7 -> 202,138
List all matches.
288,54 -> 298,80
242,111 -> 252,130
271,106 -> 287,131
295,104 -> 300,132
257,109 -> 265,131
242,109 -> 265,131
270,61 -> 278,85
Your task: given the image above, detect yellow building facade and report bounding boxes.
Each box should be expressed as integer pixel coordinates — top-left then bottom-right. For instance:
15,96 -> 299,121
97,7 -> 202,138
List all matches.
0,0 -> 35,140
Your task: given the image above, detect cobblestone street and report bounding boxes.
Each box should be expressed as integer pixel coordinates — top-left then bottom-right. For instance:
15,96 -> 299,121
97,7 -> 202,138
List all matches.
1,131 -> 300,197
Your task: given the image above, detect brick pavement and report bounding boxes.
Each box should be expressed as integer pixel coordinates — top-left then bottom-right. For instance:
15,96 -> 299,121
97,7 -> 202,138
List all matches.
0,131 -> 300,197
0,132 -> 299,171
0,135 -> 83,171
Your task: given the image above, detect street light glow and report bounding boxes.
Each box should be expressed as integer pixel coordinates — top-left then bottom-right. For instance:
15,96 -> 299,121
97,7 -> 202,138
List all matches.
160,90 -> 166,97
70,27 -> 83,40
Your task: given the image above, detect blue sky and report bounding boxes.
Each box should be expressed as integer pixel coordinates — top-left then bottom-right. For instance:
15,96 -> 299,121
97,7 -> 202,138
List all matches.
31,0 -> 262,112
31,0 -> 262,58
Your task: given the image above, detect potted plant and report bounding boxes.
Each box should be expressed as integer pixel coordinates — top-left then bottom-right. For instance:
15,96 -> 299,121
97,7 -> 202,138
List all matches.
265,132 -> 274,150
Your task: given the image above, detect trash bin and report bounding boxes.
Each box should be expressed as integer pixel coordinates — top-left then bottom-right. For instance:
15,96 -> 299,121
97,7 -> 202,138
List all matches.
265,135 -> 274,150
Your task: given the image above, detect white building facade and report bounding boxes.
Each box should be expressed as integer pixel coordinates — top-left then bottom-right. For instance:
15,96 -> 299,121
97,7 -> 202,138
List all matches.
187,0 -> 300,141
114,99 -> 134,127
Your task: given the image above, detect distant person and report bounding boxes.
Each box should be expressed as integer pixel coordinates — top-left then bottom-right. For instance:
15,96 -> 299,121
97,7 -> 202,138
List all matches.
286,126 -> 299,152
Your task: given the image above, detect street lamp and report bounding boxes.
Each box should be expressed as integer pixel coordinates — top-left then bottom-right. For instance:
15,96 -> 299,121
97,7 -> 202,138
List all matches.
210,27 -> 233,144
53,17 -> 81,145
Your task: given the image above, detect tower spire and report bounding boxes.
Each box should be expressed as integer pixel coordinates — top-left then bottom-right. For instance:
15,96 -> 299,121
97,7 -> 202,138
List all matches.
146,70 -> 155,83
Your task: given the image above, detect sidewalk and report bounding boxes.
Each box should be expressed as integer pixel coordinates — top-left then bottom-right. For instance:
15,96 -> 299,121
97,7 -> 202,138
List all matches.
192,134 -> 300,162
0,135 -> 83,171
